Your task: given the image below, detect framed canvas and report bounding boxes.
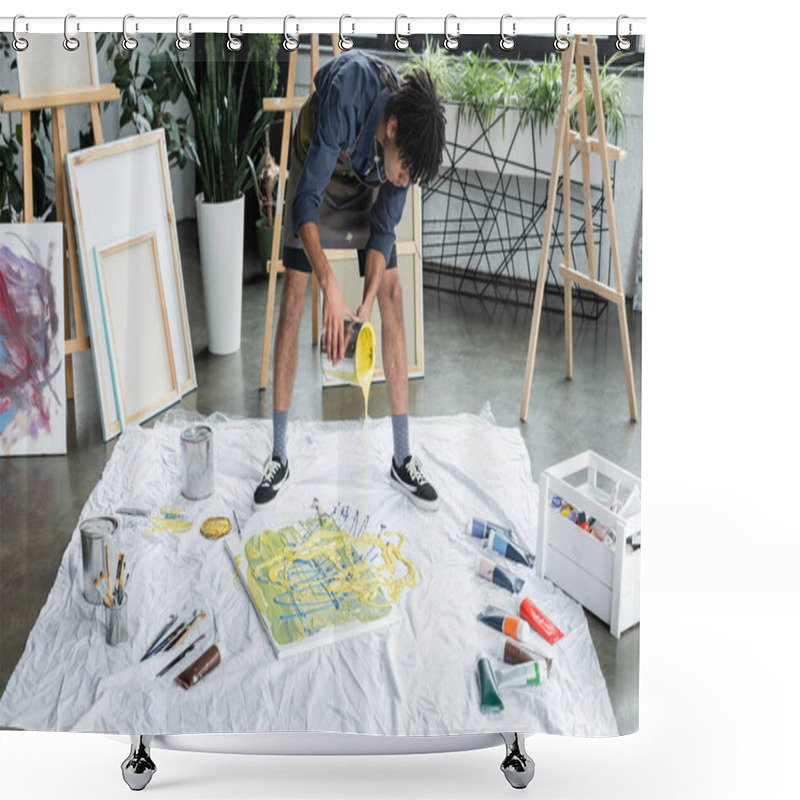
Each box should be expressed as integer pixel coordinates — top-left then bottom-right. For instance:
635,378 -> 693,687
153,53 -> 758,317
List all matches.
65,130 -> 196,441
94,232 -> 180,430
0,222 -> 66,456
324,185 -> 425,387
16,33 -> 100,99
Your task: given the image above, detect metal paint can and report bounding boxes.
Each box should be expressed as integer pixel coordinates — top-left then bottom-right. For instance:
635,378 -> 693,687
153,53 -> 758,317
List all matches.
321,320 -> 376,387
80,515 -> 119,605
181,425 -> 214,500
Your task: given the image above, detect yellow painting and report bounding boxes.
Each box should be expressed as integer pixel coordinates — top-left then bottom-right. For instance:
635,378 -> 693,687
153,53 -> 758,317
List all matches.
226,500 -> 418,658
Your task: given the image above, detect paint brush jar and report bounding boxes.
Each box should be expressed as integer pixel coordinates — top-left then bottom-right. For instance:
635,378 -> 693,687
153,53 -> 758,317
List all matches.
105,594 -> 129,647
180,425 -> 214,500
79,516 -> 119,605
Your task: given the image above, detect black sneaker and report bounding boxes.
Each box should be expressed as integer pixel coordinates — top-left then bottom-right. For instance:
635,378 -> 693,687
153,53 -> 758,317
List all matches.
390,454 -> 440,512
253,457 -> 290,507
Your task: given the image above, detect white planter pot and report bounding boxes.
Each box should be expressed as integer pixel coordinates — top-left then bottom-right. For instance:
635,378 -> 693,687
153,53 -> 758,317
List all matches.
195,192 -> 244,355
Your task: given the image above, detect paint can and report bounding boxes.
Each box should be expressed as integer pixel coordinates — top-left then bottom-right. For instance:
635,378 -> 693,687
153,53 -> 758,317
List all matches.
180,425 -> 214,500
321,320 -> 376,387
80,516 -> 119,605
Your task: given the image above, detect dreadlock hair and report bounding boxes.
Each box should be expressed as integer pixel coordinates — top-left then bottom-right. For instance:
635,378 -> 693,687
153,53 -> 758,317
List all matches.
384,69 -> 446,187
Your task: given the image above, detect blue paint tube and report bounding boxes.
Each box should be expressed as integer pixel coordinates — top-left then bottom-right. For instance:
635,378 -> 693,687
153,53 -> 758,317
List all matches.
468,517 -> 514,541
484,529 -> 535,568
476,554 -> 525,593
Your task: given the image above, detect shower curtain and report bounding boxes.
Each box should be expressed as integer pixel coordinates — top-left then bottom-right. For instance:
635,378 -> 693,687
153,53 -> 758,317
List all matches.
0,23 -> 642,750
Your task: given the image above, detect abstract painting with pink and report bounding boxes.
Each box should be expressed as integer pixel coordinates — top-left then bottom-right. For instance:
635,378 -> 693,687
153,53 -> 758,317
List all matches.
0,223 -> 66,456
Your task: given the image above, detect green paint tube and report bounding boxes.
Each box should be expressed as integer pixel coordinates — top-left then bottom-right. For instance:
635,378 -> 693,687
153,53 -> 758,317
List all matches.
496,660 -> 547,688
477,657 -> 504,712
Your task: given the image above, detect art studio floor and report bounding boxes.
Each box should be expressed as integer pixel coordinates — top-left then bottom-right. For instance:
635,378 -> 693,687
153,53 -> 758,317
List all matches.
0,220 -> 641,735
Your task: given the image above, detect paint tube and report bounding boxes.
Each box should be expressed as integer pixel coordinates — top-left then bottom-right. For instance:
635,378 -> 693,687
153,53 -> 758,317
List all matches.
518,597 -> 563,645
499,640 -> 553,676
484,530 -> 535,568
476,554 -> 525,594
478,605 -> 531,642
468,517 -> 513,541
476,657 -> 504,712
496,660 -> 547,688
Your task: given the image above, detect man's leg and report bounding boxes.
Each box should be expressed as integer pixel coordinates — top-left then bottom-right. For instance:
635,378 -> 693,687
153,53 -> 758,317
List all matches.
254,268 -> 309,507
378,270 -> 439,511
377,269 -> 408,419
273,268 -> 310,421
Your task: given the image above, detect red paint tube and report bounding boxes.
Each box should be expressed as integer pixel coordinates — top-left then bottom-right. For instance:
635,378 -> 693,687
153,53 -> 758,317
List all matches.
518,598 -> 563,645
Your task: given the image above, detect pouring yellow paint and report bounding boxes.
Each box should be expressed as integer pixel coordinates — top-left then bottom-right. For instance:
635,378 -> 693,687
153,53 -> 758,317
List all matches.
321,320 -> 376,502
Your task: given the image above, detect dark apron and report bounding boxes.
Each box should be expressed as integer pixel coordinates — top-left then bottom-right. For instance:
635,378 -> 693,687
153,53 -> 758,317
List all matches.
282,63 -> 399,273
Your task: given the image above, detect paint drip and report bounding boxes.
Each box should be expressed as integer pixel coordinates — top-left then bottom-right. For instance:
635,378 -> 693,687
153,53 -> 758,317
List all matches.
478,605 -> 531,642
476,657 -> 504,712
476,554 -> 525,593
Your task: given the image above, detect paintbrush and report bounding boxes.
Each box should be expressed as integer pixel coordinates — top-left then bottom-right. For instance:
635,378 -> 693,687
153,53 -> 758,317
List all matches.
150,610 -> 197,657
104,545 -> 112,605
156,634 -> 206,678
167,612 -> 206,652
233,510 -> 242,541
141,614 -> 178,661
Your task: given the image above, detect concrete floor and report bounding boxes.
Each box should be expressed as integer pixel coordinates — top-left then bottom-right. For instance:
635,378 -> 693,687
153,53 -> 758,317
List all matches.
0,220 -> 641,734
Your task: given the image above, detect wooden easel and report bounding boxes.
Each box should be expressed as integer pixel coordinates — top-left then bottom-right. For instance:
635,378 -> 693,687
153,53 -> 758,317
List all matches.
519,36 -> 638,422
259,34 -> 341,389
0,84 -> 120,399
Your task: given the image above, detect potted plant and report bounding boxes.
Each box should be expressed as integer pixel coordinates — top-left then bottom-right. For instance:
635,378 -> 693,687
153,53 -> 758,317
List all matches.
169,33 -> 270,355
248,149 -> 283,267
404,41 -> 631,181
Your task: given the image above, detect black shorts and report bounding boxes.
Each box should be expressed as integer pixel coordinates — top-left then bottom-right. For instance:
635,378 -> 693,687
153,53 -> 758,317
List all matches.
283,244 -> 398,277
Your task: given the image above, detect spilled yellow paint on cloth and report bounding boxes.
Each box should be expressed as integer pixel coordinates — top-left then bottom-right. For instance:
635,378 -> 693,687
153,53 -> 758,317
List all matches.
146,508 -> 193,535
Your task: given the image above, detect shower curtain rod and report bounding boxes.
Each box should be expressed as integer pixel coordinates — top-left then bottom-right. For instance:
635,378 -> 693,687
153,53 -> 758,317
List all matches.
0,15 -> 646,37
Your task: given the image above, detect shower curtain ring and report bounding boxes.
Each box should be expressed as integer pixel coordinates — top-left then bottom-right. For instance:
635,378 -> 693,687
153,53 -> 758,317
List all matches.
176,14 -> 191,50
12,15 -> 29,52
227,15 -> 242,52
394,15 -> 410,51
121,14 -> 138,52
283,16 -> 299,51
443,14 -> 460,51
616,15 -> 632,51
554,14 -> 570,52
339,15 -> 354,50
63,14 -> 80,51
499,14 -> 515,51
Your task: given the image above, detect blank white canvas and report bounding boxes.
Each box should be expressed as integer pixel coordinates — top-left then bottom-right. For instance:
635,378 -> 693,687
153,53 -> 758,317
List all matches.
97,235 -> 178,428
17,33 -> 99,98
66,131 -> 196,440
0,223 -> 66,456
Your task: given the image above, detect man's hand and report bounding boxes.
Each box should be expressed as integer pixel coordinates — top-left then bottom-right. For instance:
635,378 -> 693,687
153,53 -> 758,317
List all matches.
355,300 -> 373,324
322,280 -> 355,366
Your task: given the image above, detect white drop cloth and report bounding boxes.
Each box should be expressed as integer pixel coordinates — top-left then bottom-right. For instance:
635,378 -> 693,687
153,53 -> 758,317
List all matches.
0,406 -> 618,737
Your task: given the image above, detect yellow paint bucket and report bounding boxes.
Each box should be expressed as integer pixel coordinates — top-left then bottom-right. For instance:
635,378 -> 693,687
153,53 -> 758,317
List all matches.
321,320 -> 376,389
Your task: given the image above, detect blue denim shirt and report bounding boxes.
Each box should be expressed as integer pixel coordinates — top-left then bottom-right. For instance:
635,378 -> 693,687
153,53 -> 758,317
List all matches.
291,52 -> 409,265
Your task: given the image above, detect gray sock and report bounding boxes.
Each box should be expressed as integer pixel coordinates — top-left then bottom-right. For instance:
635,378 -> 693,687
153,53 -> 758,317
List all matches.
272,409 -> 289,465
391,413 -> 410,466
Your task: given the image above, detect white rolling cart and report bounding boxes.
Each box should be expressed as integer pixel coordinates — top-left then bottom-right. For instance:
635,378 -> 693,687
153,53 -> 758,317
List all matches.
537,451 -> 641,637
